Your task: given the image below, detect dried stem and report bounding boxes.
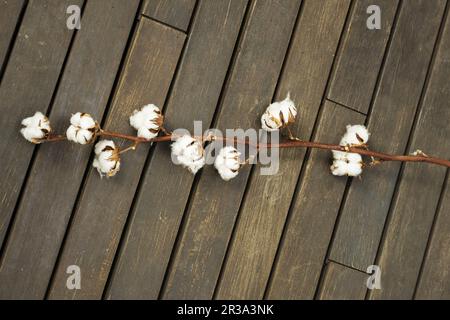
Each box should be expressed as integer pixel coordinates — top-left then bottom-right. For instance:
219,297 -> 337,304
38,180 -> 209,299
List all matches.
46,131 -> 450,168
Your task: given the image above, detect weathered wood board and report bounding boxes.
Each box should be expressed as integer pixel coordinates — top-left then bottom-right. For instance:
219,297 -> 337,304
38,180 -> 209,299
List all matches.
329,0 -> 447,272
46,18 -> 185,299
0,0 -> 448,301
328,0 -> 399,113
369,12 -> 450,299
0,0 -> 83,249
143,0 -> 196,31
415,176 -> 450,299
215,0 -> 351,300
0,0 -> 140,300
0,0 -> 25,72
267,101 -> 365,300
317,262 -> 368,300
105,0 -> 248,300
162,0 -> 301,300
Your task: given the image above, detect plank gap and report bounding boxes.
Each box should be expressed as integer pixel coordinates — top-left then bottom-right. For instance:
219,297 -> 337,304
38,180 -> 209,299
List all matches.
326,98 -> 367,116
0,0 -> 28,86
367,0 -> 450,300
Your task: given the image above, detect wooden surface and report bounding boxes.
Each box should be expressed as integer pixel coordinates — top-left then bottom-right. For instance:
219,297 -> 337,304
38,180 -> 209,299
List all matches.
0,0 -> 449,300
0,0 -> 25,72
143,0 -> 196,32
215,0 -> 351,300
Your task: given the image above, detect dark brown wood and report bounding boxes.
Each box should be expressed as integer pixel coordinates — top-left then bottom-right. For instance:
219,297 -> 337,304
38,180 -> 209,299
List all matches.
0,0 -> 83,249
143,0 -> 196,31
105,0 -> 248,299
266,101 -> 365,300
328,0 -> 399,113
46,18 -> 185,300
215,0 -> 351,300
415,176 -> 450,299
0,0 -> 139,300
317,262 -> 368,300
0,0 -> 449,300
369,13 -> 450,300
161,0 -> 302,300
0,0 -> 25,69
329,0 -> 447,272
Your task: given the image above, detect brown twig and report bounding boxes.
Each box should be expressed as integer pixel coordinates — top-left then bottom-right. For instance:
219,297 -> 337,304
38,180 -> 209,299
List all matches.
45,132 -> 450,168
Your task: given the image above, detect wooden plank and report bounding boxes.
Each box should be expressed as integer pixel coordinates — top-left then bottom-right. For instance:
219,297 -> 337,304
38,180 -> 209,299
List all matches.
0,0 -> 83,249
317,262 -> 368,300
266,101 -> 365,300
328,0 -> 399,113
162,0 -> 301,300
105,0 -> 248,300
0,0 -> 25,69
215,0 -> 351,300
0,0 -> 140,300
46,18 -> 185,300
143,0 -> 196,31
329,0 -> 446,271
369,14 -> 450,300
415,176 -> 450,299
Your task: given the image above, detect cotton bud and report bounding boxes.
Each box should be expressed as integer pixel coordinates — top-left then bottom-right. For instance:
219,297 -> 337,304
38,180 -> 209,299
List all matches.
261,93 -> 297,132
20,112 -> 51,144
340,124 -> 370,147
129,104 -> 164,140
331,152 -> 363,177
214,146 -> 241,181
171,135 -> 205,174
66,112 -> 99,145
92,140 -> 120,178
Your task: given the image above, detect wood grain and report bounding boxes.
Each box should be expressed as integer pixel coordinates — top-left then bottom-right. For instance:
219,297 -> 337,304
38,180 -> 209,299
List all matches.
369,13 -> 450,300
143,0 -> 196,31
215,0 -> 351,300
162,0 -> 301,300
317,262 -> 368,300
46,18 -> 185,300
328,0 -> 399,113
266,101 -> 365,300
0,0 -> 25,70
0,0 -> 139,300
415,176 -> 450,299
0,0 -> 83,249
329,0 -> 447,271
105,0 -> 248,300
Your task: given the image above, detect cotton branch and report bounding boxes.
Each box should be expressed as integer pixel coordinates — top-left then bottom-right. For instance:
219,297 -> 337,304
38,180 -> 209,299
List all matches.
45,131 -> 450,168
20,97 -> 449,180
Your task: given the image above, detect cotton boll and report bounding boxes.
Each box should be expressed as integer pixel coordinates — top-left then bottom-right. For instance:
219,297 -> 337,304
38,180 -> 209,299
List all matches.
345,152 -> 362,163
20,111 -> 51,143
340,124 -> 370,146
332,150 -> 348,161
331,160 -> 350,176
214,146 -> 241,181
261,113 -> 281,132
92,140 -> 120,177
346,161 -> 363,177
171,135 -> 205,174
332,150 -> 362,162
66,112 -> 98,145
261,93 -> 297,131
66,125 -> 77,142
129,104 -> 163,140
331,151 -> 363,177
79,114 -> 96,129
